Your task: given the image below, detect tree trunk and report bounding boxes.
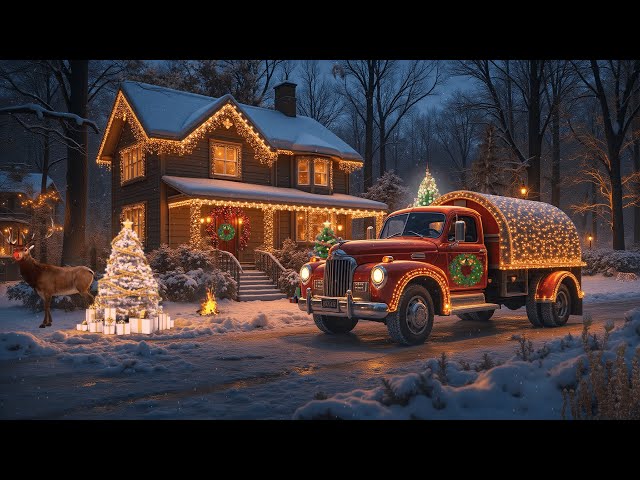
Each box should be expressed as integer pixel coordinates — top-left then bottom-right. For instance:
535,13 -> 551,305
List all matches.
61,60 -> 88,266
527,61 -> 542,201
591,180 -> 598,246
379,121 -> 386,175
634,135 -> 640,245
609,150 -> 626,250
38,132 -> 50,263
551,103 -> 561,207
363,61 -> 375,191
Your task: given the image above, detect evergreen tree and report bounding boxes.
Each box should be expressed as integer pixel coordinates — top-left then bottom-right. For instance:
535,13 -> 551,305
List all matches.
413,168 -> 440,206
314,223 -> 338,259
363,170 -> 411,212
95,220 -> 160,318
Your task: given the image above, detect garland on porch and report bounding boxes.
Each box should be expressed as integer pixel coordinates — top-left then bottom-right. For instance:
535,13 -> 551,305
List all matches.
205,206 -> 251,250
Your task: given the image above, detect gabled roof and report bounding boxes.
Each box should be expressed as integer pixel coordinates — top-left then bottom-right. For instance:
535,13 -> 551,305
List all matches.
163,176 -> 387,211
0,171 -> 56,199
100,81 -> 362,162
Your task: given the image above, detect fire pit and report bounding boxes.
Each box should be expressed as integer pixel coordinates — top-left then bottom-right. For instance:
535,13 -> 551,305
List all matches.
199,288 -> 219,316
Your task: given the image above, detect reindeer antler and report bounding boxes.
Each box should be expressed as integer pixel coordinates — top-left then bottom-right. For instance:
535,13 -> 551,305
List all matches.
5,227 -> 18,245
45,217 -> 55,239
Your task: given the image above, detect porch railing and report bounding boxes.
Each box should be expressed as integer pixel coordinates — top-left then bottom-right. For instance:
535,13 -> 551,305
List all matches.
212,249 -> 243,300
254,249 -> 287,290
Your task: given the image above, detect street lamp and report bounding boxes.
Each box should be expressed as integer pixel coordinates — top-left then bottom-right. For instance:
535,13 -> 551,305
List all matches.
588,234 -> 593,250
520,186 -> 528,197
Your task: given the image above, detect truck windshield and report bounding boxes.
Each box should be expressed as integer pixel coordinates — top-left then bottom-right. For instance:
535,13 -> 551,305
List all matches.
379,212 -> 446,239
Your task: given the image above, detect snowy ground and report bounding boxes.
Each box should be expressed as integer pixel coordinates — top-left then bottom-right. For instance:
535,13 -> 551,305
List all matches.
0,275 -> 638,419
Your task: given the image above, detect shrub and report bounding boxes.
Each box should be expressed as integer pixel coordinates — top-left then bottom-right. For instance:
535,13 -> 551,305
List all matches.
274,238 -> 311,272
7,279 -> 98,312
582,248 -> 640,275
278,269 -> 301,297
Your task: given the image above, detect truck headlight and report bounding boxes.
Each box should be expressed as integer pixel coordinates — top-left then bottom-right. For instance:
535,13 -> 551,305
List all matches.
371,266 -> 387,288
300,265 -> 312,284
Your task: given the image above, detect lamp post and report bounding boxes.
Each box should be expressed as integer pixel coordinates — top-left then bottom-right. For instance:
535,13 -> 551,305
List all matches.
588,234 -> 593,250
520,186 -> 528,198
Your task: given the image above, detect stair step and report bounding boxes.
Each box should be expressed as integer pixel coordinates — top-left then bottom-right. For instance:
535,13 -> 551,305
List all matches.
450,303 -> 500,315
241,271 -> 269,277
241,278 -> 274,285
450,293 -> 486,308
239,292 -> 287,301
239,284 -> 278,292
240,288 -> 283,296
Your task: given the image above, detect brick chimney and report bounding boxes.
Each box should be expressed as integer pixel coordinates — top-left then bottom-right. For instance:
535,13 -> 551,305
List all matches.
274,82 -> 297,117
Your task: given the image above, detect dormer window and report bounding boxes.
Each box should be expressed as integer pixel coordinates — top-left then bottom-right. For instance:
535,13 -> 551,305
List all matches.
211,141 -> 241,179
120,145 -> 145,184
298,157 -> 330,187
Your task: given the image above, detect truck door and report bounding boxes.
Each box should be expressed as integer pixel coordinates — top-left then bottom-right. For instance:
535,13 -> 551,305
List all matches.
444,215 -> 488,291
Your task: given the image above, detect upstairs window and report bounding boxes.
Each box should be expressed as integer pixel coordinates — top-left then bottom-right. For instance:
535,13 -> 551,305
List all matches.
314,159 -> 328,186
120,145 -> 145,184
211,141 -> 241,178
297,158 -> 310,185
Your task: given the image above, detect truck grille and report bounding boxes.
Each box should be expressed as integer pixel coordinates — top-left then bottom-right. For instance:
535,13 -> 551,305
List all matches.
323,256 -> 357,297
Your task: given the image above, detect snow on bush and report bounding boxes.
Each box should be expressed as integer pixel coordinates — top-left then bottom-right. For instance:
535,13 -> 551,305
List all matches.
582,248 -> 640,276
362,170 -> 411,212
6,279 -> 98,312
273,238 -> 311,272
278,269 -> 301,297
294,308 -> 640,420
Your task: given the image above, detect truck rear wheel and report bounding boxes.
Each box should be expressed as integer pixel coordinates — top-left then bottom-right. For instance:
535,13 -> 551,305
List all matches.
526,274 -> 544,327
313,315 -> 358,334
540,284 -> 571,327
386,285 -> 434,345
458,310 -> 495,322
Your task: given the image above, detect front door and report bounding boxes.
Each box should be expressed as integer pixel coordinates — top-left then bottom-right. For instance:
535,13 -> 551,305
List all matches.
214,215 -> 238,257
444,215 -> 487,292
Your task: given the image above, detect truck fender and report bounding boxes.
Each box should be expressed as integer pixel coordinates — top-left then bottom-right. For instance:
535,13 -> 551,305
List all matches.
375,260 -> 451,315
534,271 -> 584,314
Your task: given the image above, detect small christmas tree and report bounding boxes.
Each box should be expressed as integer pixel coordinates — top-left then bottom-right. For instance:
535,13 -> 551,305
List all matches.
96,220 -> 160,318
314,221 -> 338,259
413,168 -> 440,206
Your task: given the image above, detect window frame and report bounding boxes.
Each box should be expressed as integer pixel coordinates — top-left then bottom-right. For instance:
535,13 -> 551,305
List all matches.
210,140 -> 242,179
297,158 -> 310,186
121,202 -> 146,245
447,215 -> 479,243
313,158 -> 329,187
119,144 -> 145,185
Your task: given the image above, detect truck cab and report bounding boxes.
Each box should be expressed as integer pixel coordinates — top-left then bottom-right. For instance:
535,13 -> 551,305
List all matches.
299,191 -> 584,345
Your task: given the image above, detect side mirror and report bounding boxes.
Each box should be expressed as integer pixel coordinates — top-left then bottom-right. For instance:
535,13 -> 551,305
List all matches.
366,225 -> 374,240
454,220 -> 465,243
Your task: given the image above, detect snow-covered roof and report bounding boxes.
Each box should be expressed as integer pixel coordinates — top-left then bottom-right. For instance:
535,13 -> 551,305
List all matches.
0,171 -> 56,198
433,191 -> 584,269
163,176 -> 387,211
119,81 -> 362,161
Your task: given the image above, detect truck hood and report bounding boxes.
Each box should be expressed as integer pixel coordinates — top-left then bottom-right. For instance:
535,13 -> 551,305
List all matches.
332,238 -> 438,257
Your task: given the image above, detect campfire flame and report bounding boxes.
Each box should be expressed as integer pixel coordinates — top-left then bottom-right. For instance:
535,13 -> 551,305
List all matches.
200,288 -> 218,315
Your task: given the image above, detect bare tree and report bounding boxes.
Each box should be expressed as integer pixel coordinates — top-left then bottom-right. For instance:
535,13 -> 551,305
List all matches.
435,91 -> 480,188
572,60 -> 640,250
454,60 -> 553,201
373,60 -> 441,173
297,60 -> 343,129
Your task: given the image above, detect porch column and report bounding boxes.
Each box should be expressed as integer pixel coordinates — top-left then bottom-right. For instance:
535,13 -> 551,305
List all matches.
262,207 -> 275,252
189,201 -> 202,245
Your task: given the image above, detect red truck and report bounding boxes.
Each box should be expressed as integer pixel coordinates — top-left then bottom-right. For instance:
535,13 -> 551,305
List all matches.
299,190 -> 585,345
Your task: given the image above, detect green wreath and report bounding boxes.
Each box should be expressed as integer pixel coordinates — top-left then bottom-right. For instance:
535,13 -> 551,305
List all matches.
217,223 -> 236,241
449,253 -> 483,287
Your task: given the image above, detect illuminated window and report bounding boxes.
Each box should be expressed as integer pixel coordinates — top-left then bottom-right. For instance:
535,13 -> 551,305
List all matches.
297,158 -> 310,185
211,142 -> 241,178
120,145 -> 145,184
314,159 -> 328,186
122,203 -> 146,244
295,211 -> 307,241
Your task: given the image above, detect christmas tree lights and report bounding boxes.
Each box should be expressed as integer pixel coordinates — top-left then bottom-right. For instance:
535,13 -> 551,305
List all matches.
413,168 -> 440,206
314,221 -> 338,259
95,220 -> 160,318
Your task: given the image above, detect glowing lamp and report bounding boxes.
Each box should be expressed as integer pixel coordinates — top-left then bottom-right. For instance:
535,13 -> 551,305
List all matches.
337,224 -> 343,232
382,255 -> 394,263
587,235 -> 593,241
520,186 -> 528,196
238,218 -> 243,225
371,266 -> 387,288
300,265 -> 312,284
206,217 -> 212,223
200,218 -> 205,224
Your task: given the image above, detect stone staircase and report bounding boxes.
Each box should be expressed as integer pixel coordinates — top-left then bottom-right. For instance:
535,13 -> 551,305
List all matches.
238,263 -> 287,301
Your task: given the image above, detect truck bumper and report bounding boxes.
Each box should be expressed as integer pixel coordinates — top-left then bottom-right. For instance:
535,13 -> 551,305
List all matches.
299,288 -> 388,321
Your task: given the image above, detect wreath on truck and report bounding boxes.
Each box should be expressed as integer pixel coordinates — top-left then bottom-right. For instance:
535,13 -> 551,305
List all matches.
449,253 -> 483,287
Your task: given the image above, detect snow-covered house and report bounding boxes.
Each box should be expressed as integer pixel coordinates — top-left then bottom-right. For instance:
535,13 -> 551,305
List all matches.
0,164 -> 57,281
96,81 -> 386,262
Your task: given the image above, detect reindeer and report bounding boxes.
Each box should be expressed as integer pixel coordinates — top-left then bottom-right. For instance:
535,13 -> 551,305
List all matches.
2,221 -> 95,328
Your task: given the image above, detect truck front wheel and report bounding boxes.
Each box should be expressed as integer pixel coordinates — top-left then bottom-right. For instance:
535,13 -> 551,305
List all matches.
386,285 -> 434,345
313,315 -> 358,334
540,284 -> 572,327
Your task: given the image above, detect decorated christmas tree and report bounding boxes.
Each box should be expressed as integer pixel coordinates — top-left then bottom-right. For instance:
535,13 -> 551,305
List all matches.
95,220 -> 160,318
413,168 -> 440,206
314,221 -> 338,259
